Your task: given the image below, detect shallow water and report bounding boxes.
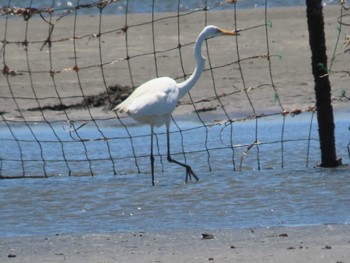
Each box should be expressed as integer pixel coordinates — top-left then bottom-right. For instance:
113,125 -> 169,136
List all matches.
0,165 -> 349,237
0,113 -> 349,237
0,0 -> 340,15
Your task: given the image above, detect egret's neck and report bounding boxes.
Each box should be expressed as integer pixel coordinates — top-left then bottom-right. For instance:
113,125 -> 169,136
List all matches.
177,33 -> 206,98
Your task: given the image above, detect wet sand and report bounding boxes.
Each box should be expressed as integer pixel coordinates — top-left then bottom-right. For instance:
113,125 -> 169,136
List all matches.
1,225 -> 350,263
1,5 -> 349,122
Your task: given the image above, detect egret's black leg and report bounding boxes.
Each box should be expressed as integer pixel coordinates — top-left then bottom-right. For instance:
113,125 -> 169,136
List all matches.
166,128 -> 199,183
150,126 -> 155,186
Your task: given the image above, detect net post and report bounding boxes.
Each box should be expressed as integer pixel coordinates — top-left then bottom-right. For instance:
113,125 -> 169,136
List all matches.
305,0 -> 341,167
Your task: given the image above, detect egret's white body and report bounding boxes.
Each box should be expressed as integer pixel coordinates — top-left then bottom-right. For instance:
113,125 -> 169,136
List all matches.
116,77 -> 178,127
113,25 -> 238,185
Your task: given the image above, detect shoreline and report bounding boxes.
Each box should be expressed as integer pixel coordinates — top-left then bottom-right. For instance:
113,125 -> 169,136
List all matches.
1,224 -> 349,263
0,6 -> 348,121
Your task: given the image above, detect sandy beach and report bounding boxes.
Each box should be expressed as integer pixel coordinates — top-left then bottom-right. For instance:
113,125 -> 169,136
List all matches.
1,3 -> 350,263
1,5 -> 349,122
1,225 -> 349,263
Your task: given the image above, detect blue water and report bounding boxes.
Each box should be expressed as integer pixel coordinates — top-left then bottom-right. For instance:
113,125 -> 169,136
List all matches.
0,0 -> 340,15
0,0 -> 349,238
0,166 -> 349,238
0,113 -> 349,237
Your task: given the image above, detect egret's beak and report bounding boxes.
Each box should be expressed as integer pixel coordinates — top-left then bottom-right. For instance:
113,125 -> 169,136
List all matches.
219,28 -> 240,36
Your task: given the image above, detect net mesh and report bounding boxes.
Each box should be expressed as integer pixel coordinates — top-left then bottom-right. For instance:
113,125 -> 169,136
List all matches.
0,0 -> 349,179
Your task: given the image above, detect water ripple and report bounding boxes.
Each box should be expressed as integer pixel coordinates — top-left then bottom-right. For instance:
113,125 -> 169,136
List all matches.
0,165 -> 349,237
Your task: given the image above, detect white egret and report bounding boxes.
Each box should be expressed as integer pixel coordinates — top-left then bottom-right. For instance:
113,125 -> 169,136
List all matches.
113,25 -> 239,185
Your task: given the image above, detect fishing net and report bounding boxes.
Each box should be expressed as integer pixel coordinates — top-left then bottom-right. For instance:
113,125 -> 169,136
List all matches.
0,0 -> 349,179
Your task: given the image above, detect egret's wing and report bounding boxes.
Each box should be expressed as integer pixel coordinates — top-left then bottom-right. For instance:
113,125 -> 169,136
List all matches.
113,77 -> 178,117
126,91 -> 171,117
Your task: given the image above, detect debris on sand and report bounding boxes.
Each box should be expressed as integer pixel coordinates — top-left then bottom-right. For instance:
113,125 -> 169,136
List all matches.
26,84 -> 132,112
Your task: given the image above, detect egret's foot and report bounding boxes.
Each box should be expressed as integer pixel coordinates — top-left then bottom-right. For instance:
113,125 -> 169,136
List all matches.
167,156 -> 199,183
185,167 -> 199,183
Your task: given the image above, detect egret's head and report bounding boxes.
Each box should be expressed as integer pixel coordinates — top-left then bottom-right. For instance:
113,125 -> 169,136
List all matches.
203,25 -> 239,39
